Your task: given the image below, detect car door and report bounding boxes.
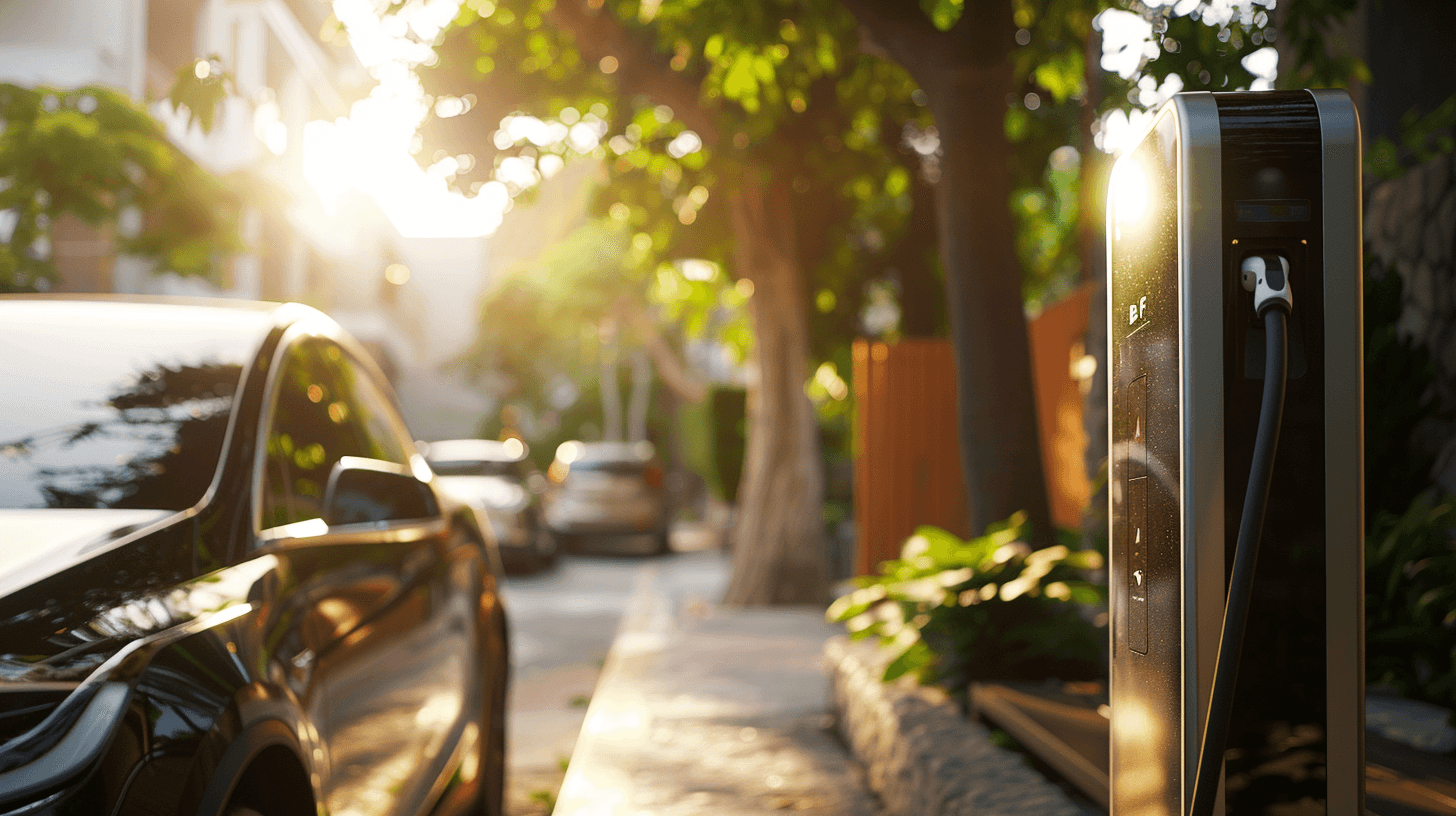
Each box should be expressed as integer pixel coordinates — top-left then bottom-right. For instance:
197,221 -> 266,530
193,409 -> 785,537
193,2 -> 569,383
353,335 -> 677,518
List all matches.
254,334 -> 476,816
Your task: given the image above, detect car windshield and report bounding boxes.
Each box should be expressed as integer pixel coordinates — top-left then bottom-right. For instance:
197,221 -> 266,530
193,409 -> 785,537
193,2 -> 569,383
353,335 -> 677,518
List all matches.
570,460 -> 648,475
0,304 -> 261,511
431,460 -> 519,478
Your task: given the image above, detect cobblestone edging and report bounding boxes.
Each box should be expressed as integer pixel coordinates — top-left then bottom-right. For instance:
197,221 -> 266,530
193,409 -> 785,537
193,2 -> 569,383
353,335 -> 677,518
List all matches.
825,636 -> 1090,816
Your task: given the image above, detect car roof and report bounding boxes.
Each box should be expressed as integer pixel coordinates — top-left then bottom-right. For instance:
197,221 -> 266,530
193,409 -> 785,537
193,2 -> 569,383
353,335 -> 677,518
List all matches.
424,439 -> 527,463
561,441 -> 656,463
0,295 -> 318,358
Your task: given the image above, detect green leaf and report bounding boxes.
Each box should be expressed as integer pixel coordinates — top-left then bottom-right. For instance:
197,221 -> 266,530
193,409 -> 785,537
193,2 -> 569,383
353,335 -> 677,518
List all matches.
704,34 -> 724,60
1031,51 -> 1083,104
884,166 -> 909,198
881,639 -> 931,682
722,53 -> 758,100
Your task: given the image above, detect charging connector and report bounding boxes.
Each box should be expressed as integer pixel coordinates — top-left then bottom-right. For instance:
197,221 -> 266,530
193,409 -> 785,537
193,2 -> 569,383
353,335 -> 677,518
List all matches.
1241,254 -> 1294,316
1189,253 -> 1294,816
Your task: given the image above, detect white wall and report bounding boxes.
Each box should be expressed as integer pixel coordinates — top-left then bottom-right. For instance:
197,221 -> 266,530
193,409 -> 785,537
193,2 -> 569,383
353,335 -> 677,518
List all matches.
0,0 -> 146,96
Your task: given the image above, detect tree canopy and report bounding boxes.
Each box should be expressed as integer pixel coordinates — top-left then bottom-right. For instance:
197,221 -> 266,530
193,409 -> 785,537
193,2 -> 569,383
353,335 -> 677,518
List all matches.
0,83 -> 242,292
392,0 -> 1362,600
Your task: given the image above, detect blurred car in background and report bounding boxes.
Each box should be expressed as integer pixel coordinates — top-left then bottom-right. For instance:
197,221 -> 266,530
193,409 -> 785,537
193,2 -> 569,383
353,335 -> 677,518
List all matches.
545,441 -> 671,554
0,296 -> 508,816
424,437 -> 557,572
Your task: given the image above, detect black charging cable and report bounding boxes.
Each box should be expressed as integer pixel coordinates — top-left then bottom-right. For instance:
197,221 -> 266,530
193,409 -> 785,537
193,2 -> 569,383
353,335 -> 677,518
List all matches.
1188,254 -> 1293,816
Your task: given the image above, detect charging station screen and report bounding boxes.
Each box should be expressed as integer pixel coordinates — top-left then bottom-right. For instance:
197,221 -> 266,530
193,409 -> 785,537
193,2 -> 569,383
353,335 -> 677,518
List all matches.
1109,111 -> 1184,816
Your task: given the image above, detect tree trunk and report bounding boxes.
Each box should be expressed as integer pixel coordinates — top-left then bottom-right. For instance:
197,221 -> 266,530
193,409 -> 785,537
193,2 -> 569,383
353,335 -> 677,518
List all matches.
722,175 -> 831,606
627,349 -> 651,442
923,67 -> 1055,545
599,320 -> 622,441
895,168 -> 944,338
843,0 -> 1056,544
1081,26 -> 1110,512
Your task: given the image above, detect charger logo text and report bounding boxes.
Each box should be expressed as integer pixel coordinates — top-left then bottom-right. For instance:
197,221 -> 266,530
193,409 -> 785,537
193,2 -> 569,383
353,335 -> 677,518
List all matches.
1128,296 -> 1147,326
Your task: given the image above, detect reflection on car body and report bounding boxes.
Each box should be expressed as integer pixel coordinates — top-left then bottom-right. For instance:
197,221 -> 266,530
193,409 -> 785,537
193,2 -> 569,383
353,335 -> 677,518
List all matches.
424,438 -> 556,572
544,441 -> 671,555
0,297 -> 508,816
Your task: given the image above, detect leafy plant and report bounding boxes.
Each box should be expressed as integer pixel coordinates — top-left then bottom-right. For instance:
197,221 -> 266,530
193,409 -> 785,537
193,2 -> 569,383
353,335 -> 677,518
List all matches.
1365,93 -> 1456,182
1366,494 -> 1456,712
827,513 -> 1105,693
1364,266 -> 1442,522
0,83 -> 241,292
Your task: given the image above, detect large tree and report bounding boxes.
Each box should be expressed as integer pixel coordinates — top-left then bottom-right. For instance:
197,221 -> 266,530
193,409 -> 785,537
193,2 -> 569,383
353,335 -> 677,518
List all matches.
412,0 -> 928,603
410,0 -> 1316,600
841,0 -> 1058,542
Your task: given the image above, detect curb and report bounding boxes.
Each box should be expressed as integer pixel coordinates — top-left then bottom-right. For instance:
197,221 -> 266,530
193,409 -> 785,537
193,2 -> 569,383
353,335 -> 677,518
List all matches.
826,636 -> 1093,816
552,558 -> 881,815
552,565 -> 671,815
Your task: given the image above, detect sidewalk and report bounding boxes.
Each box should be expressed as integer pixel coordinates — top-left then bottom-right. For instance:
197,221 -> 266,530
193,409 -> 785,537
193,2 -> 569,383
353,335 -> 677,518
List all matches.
553,557 -> 880,815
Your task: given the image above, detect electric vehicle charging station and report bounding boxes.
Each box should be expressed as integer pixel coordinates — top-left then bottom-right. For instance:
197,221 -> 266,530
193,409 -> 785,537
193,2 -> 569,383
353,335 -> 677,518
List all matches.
1107,90 -> 1364,815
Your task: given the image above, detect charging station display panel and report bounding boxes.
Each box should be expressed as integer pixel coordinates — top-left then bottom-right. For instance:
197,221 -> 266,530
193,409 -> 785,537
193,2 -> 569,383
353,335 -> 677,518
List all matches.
1109,109 -> 1184,816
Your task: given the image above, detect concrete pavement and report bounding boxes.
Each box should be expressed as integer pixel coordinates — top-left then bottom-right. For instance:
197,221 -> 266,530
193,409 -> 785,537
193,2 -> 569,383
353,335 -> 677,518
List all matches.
500,520 -> 737,815
552,556 -> 880,815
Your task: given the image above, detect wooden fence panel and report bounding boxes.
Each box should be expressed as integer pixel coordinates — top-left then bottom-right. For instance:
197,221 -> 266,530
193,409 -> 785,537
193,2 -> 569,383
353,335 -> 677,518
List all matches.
853,286 -> 1094,575
853,338 -> 969,575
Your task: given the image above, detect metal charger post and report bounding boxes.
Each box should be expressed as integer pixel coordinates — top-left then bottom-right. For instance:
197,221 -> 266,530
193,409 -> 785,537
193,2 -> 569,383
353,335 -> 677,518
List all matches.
1106,90 -> 1363,815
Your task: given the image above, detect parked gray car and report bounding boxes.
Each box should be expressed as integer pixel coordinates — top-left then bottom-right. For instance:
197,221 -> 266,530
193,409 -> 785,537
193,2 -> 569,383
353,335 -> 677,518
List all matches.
425,438 -> 557,571
544,441 -> 671,554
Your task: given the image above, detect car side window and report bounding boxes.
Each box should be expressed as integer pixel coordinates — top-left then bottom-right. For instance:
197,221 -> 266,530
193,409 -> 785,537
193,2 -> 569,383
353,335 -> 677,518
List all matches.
337,354 -> 414,468
260,338 -> 410,530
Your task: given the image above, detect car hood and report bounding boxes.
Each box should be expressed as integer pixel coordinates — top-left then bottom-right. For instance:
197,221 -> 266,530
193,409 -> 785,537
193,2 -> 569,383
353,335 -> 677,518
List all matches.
0,509 -> 174,587
0,509 -> 201,679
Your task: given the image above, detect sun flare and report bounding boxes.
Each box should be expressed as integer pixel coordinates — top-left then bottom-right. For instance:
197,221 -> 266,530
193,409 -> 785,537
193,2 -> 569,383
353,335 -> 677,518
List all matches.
300,0 -> 506,238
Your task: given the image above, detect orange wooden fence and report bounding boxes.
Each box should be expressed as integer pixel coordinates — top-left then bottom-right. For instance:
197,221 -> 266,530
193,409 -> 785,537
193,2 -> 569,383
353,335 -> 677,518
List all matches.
852,285 -> 1093,575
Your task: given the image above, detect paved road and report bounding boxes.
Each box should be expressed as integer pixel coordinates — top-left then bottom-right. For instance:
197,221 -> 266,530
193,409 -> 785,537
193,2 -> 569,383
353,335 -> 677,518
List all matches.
500,530 -> 729,815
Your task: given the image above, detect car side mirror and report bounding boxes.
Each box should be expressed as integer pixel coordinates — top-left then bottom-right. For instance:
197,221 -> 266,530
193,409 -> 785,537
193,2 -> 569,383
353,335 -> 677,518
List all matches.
322,456 -> 439,527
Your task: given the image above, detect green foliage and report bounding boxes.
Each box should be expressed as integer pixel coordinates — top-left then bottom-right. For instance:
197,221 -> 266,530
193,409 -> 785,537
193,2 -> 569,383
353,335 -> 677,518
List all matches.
828,514 -> 1105,692
1365,266 -> 1442,522
1365,94 -> 1456,182
475,368 -> 674,472
166,56 -> 232,134
708,387 -> 747,503
0,83 -> 241,292
1362,260 -> 1456,712
1013,145 -> 1082,311
417,0 -> 938,476
1366,495 -> 1456,712
1274,0 -> 1368,91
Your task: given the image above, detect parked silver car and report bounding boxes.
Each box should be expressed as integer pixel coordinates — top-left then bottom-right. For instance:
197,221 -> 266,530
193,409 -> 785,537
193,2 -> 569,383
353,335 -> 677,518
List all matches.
545,441 -> 671,554
425,438 -> 557,571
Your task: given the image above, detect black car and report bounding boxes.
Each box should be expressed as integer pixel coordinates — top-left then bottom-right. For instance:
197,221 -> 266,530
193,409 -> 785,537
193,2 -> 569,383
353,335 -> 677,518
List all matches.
0,297 -> 509,816
422,439 -> 556,572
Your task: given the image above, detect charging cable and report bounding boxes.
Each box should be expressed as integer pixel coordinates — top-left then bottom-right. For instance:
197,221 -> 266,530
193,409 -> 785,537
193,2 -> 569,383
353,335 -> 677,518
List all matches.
1188,253 -> 1293,816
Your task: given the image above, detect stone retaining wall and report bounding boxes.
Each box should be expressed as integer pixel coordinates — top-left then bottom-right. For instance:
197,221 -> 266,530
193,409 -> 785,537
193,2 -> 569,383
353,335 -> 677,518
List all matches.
1365,152 -> 1456,490
826,637 -> 1093,816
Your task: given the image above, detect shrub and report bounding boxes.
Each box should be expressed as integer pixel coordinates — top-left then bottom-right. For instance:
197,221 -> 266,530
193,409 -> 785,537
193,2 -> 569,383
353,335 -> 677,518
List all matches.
827,513 -> 1106,693
1367,494 -> 1456,711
